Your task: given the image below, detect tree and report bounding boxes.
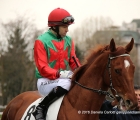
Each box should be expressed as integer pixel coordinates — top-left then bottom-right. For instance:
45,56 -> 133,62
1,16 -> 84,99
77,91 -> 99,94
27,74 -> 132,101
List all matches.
75,44 -> 84,63
0,17 -> 40,105
69,16 -> 114,61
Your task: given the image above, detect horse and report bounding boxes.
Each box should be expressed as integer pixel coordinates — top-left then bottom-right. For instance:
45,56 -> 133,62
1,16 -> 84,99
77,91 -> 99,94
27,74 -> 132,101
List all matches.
1,38 -> 138,120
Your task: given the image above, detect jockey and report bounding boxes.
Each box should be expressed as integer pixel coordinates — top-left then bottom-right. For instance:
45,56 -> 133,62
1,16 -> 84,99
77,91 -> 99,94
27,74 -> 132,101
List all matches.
32,8 -> 81,120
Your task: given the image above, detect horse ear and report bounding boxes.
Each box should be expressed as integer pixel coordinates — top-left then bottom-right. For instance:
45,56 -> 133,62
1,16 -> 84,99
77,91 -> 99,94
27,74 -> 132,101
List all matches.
110,38 -> 117,52
125,38 -> 134,53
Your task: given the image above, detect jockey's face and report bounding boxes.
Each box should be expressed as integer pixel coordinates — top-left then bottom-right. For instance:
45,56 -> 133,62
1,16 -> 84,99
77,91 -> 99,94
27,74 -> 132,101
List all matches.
59,25 -> 69,38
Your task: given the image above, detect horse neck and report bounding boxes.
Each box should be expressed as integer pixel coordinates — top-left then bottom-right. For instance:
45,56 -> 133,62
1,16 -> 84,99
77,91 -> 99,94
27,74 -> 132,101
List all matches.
67,53 -> 109,111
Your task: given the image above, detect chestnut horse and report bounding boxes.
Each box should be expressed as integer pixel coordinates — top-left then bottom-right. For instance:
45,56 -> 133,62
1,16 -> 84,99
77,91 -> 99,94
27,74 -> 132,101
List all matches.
2,38 -> 137,120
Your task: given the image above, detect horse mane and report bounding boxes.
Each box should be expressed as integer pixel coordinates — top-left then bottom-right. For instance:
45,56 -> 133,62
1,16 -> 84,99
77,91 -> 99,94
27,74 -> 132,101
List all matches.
84,45 -> 109,65
71,44 -> 109,85
71,42 -> 128,89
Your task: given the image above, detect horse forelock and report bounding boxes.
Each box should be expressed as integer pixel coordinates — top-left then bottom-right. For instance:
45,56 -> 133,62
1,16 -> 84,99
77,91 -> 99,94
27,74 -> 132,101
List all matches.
110,46 -> 129,57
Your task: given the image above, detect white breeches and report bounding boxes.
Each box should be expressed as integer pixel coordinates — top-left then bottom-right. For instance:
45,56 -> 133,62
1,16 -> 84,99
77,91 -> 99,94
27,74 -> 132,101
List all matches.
37,78 -> 71,96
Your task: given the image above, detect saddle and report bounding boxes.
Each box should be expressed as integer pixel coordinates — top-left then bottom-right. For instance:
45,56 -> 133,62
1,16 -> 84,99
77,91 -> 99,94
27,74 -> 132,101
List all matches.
21,96 -> 64,120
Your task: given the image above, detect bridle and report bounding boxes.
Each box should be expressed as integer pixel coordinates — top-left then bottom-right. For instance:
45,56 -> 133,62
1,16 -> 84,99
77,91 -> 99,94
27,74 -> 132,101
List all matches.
74,54 -> 130,99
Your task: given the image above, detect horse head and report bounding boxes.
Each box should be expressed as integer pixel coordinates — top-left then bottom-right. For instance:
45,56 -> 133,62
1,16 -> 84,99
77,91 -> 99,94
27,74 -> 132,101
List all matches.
106,38 -> 137,110
72,38 -> 137,112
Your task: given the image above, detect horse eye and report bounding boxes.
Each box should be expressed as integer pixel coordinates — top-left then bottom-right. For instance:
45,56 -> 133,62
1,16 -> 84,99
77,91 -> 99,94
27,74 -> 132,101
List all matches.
115,69 -> 121,75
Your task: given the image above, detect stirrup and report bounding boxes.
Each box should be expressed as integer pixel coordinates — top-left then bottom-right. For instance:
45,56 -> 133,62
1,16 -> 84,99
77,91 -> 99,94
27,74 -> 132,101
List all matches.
32,105 -> 46,120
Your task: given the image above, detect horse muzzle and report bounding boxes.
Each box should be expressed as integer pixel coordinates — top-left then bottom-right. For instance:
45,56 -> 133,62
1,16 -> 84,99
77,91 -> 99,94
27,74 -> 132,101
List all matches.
117,96 -> 138,111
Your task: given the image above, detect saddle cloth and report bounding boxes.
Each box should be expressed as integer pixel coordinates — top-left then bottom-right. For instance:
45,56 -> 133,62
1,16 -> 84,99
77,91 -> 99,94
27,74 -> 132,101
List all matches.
21,96 -> 64,120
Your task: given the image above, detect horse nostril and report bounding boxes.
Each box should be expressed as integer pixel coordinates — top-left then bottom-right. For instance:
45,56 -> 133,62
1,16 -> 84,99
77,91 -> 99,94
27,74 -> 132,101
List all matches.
126,99 -> 131,106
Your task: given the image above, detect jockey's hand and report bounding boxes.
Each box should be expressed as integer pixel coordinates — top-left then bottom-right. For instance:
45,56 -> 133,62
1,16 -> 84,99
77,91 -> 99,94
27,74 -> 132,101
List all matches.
60,70 -> 73,79
67,71 -> 74,79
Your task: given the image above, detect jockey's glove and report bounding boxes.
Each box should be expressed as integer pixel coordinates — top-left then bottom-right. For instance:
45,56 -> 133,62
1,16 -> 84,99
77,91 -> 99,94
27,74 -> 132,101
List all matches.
60,70 -> 73,79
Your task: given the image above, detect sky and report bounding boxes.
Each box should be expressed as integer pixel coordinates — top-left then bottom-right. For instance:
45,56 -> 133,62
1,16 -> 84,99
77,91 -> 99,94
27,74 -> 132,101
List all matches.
0,0 -> 140,31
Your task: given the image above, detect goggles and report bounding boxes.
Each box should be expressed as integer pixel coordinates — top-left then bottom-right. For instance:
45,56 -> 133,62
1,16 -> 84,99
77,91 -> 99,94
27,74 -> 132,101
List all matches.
61,16 -> 74,24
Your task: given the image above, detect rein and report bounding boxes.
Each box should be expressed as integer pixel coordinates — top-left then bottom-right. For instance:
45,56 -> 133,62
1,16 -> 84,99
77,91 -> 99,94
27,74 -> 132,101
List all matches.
74,54 -> 130,99
75,81 -> 115,99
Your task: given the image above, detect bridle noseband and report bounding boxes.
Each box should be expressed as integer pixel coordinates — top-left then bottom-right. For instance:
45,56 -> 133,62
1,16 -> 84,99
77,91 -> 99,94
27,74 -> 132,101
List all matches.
74,54 -> 130,99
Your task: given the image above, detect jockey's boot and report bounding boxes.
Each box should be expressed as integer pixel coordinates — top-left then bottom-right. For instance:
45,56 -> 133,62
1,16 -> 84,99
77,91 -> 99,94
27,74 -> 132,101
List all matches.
32,86 -> 68,120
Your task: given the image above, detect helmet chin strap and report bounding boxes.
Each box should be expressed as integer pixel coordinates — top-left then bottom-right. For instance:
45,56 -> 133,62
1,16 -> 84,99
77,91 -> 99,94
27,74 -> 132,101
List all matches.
51,26 -> 62,39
